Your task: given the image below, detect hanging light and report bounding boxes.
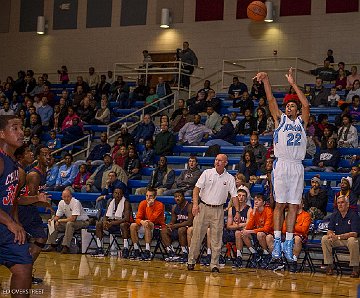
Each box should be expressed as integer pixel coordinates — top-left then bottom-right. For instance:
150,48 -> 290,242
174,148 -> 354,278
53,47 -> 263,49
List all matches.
160,8 -> 170,28
37,16 -> 46,34
264,1 -> 274,23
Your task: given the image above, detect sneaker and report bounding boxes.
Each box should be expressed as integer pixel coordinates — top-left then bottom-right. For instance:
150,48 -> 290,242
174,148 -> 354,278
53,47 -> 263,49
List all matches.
122,248 -> 129,259
248,253 -> 261,268
165,250 -> 175,262
289,261 -> 297,273
32,276 -> 43,284
187,263 -> 195,271
200,254 -> 211,266
268,259 -> 285,271
283,239 -> 295,262
259,254 -> 272,269
91,248 -> 105,257
232,256 -> 243,268
272,238 -> 282,259
141,250 -> 152,261
219,255 -> 226,267
129,249 -> 141,260
211,267 -> 219,273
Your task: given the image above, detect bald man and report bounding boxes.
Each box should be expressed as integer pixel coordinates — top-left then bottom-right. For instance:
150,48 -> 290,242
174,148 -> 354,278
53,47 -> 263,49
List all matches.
44,189 -> 89,254
187,154 -> 239,272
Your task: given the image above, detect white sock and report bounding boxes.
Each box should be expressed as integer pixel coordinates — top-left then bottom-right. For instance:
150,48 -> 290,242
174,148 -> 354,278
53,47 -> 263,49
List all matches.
96,238 -> 102,248
286,232 -> 294,241
263,250 -> 269,255
123,239 -> 129,249
274,231 -> 281,239
181,246 -> 188,253
134,243 -> 139,250
293,255 -> 298,262
249,247 -> 256,254
166,246 -> 174,252
207,248 -> 211,255
145,243 -> 150,251
236,250 -> 242,258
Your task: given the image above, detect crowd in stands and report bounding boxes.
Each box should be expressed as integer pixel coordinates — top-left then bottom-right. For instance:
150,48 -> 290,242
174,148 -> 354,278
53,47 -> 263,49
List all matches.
1,54 -> 360,276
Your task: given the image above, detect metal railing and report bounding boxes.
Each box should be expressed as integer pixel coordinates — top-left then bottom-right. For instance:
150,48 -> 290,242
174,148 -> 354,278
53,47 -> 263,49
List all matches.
106,92 -> 177,142
51,134 -> 91,164
222,57 -> 318,91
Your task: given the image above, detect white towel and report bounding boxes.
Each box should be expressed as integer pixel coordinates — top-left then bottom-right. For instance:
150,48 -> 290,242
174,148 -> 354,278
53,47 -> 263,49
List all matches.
106,196 -> 126,219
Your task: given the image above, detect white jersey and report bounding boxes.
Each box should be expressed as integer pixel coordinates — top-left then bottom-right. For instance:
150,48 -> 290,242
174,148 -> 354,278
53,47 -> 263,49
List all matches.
273,113 -> 307,161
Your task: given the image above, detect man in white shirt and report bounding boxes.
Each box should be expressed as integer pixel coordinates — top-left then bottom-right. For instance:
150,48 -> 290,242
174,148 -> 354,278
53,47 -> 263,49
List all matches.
44,189 -> 89,254
187,154 -> 239,272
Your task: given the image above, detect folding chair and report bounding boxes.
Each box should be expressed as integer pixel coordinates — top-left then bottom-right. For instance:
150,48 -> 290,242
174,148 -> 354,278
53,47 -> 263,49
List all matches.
151,225 -> 167,260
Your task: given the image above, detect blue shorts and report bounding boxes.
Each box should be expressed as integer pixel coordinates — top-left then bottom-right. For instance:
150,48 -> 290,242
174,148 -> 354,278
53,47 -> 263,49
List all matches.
18,205 -> 47,239
0,225 -> 32,267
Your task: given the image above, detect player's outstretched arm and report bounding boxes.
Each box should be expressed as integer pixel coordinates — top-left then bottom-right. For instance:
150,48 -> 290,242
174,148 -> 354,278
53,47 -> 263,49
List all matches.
255,72 -> 281,122
285,67 -> 310,126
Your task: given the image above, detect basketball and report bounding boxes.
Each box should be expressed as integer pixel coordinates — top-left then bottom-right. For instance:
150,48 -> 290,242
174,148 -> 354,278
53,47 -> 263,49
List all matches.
247,1 -> 267,21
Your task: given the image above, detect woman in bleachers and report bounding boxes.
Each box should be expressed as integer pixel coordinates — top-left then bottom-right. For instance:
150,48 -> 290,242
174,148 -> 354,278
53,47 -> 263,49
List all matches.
255,107 -> 267,135
346,80 -> 360,102
337,114 -> 358,148
118,124 -> 135,147
238,150 -> 258,183
77,96 -> 96,124
58,65 -> 69,84
90,96 -> 110,125
61,106 -> 83,131
111,136 -> 124,159
124,147 -> 141,180
205,115 -> 236,146
320,126 -> 337,149
335,68 -> 347,91
334,103 -> 350,128
256,97 -> 270,117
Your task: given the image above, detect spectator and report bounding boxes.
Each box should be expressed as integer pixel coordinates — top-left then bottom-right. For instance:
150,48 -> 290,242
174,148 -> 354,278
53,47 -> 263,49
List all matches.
72,85 -> 86,109
27,113 -> 42,137
263,114 -> 275,136
238,150 -> 258,183
310,60 -> 337,82
346,80 -> 360,103
154,122 -> 176,156
350,165 -> 360,208
62,106 -> 83,131
163,156 -> 201,196
135,156 -> 175,195
38,85 -> 55,107
334,177 -> 353,209
325,49 -> 334,63
233,91 -> 254,115
319,126 -> 337,150
250,78 -> 265,100
46,130 -> 61,150
205,116 -> 236,146
129,78 -> 149,104
309,77 -> 329,107
346,66 -> 360,90
228,76 -> 248,99
0,101 -> 14,116
86,133 -> 111,166
118,124 -> 135,147
335,103 -> 350,128
90,96 -> 110,125
74,76 -> 90,94
42,73 -> 51,87
197,79 -> 214,96
187,90 -> 207,115
29,134 -> 41,155
170,99 -> 186,121
62,117 -> 84,145
303,176 -> 328,220
255,107 -> 267,135
123,147 -> 141,180
131,114 -> 155,144
58,65 -> 69,84
142,49 -> 152,64
237,108 -> 257,135
129,188 -> 165,260
178,114 -> 212,145
205,90 -> 221,113
140,139 -> 155,167
29,76 -> 45,97
84,153 -> 128,193
106,70 -> 114,84
337,114 -> 358,148
93,187 -> 132,258
230,111 -> 239,128
110,136 -> 124,159
349,95 -> 360,123
37,96 -> 53,127
46,155 -> 59,191
111,76 -> 130,108
243,133 -> 267,171
321,195 -> 360,278
171,108 -> 194,133
144,87 -> 158,115
205,106 -> 222,133
335,69 -> 347,91
44,189 -> 89,254
113,145 -> 128,168
305,138 -> 340,172
156,76 -> 172,110
53,153 -> 79,191
96,74 -> 110,99
71,164 -> 91,192
178,41 -> 198,88
95,171 -> 128,211
77,96 -> 96,124
327,87 -> 340,107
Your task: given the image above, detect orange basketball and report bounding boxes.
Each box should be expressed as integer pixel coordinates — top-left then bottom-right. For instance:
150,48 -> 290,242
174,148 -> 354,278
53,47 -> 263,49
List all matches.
247,1 -> 267,21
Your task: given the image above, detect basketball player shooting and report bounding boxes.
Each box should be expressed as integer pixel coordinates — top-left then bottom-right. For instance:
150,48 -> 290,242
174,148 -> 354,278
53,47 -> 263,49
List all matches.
255,68 -> 310,262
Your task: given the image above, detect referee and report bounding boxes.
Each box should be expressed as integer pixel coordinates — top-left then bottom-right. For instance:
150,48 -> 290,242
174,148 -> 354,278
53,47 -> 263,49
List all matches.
187,154 -> 240,272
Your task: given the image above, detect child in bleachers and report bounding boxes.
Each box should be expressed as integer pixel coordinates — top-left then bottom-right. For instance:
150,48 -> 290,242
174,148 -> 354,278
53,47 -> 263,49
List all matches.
328,87 -> 340,107
46,130 -> 61,150
71,164 -> 91,192
230,111 -> 239,128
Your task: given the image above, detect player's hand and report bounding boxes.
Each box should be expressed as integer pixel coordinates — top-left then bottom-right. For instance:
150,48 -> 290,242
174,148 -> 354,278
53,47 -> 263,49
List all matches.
7,221 -> 26,245
192,204 -> 200,216
86,185 -> 91,192
234,212 -> 240,223
285,67 -> 295,85
254,72 -> 268,83
38,192 -> 51,203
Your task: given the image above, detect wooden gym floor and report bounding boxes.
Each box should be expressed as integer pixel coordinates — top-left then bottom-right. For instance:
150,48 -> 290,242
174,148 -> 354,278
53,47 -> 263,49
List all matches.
0,253 -> 359,297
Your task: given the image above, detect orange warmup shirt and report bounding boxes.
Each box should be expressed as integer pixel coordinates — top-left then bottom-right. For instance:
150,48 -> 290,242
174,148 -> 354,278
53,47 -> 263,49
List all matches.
135,200 -> 165,227
282,210 -> 311,237
246,206 -> 274,234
